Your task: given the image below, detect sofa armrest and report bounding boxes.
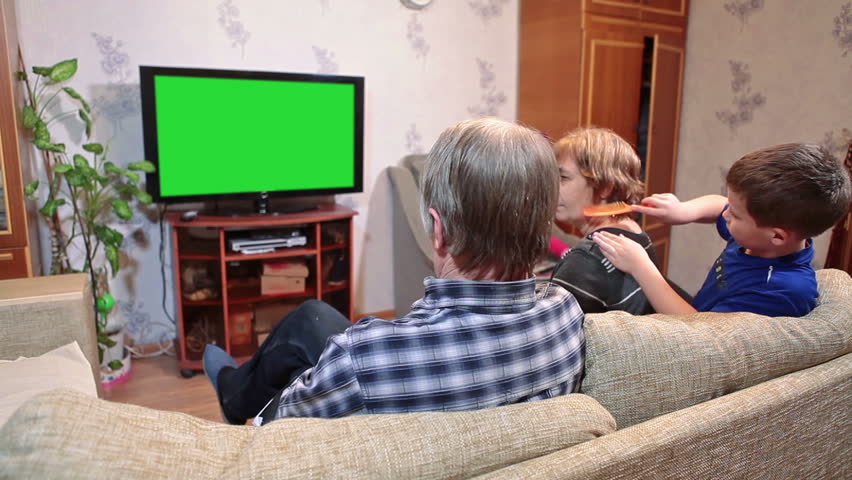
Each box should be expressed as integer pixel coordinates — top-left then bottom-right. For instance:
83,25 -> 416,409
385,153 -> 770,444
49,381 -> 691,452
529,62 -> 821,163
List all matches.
0,274 -> 99,388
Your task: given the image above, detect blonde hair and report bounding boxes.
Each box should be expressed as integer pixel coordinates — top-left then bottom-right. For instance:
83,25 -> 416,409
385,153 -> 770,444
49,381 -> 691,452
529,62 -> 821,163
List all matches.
553,127 -> 645,207
420,118 -> 558,279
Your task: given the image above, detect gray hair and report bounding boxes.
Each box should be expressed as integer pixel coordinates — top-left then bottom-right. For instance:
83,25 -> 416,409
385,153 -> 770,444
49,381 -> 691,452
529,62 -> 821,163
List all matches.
420,117 -> 558,279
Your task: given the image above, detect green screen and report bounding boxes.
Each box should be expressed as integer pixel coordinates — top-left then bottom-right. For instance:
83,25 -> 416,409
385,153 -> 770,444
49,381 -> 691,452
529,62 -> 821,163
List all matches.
153,75 -> 356,198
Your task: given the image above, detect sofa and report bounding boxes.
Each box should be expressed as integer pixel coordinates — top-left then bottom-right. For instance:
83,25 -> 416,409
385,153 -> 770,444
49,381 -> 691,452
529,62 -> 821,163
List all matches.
0,270 -> 850,479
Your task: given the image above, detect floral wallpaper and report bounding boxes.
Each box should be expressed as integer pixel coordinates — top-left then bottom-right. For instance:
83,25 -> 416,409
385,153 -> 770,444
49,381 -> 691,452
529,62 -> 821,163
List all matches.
15,0 -> 518,344
671,0 -> 852,293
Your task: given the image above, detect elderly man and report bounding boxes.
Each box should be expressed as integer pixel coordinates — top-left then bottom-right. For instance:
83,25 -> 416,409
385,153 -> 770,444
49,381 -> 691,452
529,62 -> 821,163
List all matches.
204,117 -> 585,425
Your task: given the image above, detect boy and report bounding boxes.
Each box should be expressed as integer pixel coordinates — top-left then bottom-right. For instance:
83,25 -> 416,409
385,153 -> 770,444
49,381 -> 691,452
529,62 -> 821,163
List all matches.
592,143 -> 851,317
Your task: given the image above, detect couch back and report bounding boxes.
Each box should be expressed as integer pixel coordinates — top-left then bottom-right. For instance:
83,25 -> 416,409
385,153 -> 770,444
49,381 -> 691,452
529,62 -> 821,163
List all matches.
476,352 -> 852,480
580,268 -> 852,428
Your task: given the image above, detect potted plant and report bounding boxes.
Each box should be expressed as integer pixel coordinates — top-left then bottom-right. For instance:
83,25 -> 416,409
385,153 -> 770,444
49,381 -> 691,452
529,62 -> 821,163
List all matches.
18,58 -> 154,382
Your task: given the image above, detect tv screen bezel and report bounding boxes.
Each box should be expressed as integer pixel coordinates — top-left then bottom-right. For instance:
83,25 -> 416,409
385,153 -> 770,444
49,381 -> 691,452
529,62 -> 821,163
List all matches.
139,65 -> 364,204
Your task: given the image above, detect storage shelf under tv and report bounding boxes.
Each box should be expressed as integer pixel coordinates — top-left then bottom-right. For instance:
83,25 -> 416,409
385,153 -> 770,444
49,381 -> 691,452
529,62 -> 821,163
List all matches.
167,203 -> 357,377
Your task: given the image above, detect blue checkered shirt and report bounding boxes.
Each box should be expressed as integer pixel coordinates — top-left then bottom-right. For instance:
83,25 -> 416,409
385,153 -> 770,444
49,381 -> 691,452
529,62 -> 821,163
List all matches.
274,277 -> 585,419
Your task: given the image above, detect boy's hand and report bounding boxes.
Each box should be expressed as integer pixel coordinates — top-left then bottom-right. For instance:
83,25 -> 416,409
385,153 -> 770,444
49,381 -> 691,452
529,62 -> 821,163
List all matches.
592,231 -> 657,276
631,193 -> 690,224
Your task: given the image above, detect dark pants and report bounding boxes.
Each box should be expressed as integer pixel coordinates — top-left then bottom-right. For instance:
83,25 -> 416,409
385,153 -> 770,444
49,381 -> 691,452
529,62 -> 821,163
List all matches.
218,299 -> 351,420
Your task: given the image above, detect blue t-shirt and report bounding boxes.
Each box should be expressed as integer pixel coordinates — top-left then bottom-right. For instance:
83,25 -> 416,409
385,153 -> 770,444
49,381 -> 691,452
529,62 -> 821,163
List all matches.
691,212 -> 818,317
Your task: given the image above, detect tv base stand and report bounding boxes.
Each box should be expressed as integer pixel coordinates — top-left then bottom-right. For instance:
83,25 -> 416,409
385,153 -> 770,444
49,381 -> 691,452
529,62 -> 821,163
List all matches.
167,203 -> 357,375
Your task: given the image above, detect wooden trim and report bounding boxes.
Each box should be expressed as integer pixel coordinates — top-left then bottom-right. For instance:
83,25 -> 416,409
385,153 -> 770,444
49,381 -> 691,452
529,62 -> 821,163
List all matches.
667,43 -> 685,197
645,34 -> 660,200
587,13 -> 683,33
585,38 -> 644,125
0,252 -> 12,261
588,0 -> 640,11
652,236 -> 670,274
643,0 -> 686,16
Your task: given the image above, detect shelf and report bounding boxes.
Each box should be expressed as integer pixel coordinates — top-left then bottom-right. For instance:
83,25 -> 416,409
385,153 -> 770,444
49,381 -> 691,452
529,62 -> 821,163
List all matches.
227,285 -> 316,304
179,253 -> 219,261
223,247 -> 317,262
183,298 -> 224,306
170,205 -> 356,374
322,283 -> 348,294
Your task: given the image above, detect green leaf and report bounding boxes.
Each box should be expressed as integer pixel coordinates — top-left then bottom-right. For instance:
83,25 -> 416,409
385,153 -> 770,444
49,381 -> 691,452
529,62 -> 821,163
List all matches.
112,198 -> 133,220
97,332 -> 117,348
124,170 -> 140,183
95,225 -> 124,246
54,164 -> 72,173
78,109 -> 92,138
32,65 -> 51,76
17,71 -> 27,81
34,121 -> 49,142
107,359 -> 123,370
47,59 -> 77,83
73,154 -> 89,168
134,189 -> 153,205
127,160 -> 156,173
82,143 -> 103,154
64,169 -> 85,186
39,198 -> 66,217
105,244 -> 120,276
33,139 -> 65,153
24,180 -> 39,198
97,175 -> 110,187
104,161 -> 122,175
22,105 -> 37,129
62,86 -> 91,113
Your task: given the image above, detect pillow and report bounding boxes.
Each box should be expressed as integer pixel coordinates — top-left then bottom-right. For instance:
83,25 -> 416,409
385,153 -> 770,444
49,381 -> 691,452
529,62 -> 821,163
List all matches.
0,389 -> 615,479
580,268 -> 852,428
0,341 -> 96,427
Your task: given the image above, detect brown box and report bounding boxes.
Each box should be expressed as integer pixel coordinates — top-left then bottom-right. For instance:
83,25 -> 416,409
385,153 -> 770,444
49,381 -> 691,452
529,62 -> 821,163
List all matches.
261,275 -> 305,295
228,305 -> 253,345
263,260 -> 309,277
254,301 -> 300,332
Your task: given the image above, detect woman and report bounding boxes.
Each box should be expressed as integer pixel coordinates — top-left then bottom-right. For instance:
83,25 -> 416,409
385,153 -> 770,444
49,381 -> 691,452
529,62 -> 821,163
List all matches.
550,127 -> 688,314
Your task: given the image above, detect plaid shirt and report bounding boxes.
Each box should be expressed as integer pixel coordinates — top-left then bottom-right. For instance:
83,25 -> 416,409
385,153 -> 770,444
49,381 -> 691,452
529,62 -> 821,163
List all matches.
274,276 -> 585,419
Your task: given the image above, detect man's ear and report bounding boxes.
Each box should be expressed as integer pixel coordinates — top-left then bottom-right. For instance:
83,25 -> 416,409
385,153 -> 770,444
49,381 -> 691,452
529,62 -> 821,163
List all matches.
429,208 -> 445,252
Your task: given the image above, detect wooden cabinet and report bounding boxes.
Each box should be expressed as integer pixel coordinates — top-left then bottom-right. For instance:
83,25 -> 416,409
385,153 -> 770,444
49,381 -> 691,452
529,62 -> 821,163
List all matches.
167,204 -> 356,377
518,0 -> 688,274
0,0 -> 31,280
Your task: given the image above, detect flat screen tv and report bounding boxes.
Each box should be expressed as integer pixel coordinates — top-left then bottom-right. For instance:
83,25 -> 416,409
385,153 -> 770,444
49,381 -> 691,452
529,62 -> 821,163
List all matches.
139,66 -> 364,212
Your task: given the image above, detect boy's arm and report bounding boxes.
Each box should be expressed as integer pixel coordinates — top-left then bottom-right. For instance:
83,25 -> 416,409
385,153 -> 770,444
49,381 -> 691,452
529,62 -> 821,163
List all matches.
632,194 -> 727,225
592,231 -> 697,315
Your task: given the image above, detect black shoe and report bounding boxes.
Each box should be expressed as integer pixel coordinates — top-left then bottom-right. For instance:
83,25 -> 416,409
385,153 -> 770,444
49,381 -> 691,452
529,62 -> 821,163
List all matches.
202,344 -> 246,425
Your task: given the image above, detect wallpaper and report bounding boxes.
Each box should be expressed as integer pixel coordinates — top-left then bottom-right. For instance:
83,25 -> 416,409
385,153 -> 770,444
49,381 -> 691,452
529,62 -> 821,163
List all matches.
670,0 -> 852,293
14,0 -> 519,344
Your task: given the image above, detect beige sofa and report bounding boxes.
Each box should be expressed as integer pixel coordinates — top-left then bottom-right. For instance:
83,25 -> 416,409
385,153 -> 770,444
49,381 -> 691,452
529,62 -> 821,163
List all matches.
0,270 -> 850,479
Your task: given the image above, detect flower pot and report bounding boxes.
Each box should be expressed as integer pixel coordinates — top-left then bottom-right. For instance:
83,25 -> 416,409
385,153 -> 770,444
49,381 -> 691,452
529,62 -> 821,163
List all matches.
100,330 -> 132,386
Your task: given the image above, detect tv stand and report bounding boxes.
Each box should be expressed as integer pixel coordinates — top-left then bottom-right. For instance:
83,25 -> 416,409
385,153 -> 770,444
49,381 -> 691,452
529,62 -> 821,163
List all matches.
166,204 -> 357,376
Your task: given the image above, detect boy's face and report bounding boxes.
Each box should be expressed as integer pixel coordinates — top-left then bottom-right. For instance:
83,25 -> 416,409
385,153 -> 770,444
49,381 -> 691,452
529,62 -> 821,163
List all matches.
723,189 -> 776,255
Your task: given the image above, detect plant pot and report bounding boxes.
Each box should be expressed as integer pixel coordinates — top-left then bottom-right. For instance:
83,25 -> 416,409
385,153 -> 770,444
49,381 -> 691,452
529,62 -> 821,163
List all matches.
100,330 -> 132,386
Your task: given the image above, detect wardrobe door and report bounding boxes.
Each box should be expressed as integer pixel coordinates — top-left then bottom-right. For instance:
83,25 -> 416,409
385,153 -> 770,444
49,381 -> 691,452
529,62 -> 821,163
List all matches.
641,34 -> 684,275
580,19 -> 645,147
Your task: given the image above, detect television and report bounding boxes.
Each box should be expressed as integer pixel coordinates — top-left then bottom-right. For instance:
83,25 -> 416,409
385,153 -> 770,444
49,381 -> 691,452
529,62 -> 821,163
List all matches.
139,66 -> 364,213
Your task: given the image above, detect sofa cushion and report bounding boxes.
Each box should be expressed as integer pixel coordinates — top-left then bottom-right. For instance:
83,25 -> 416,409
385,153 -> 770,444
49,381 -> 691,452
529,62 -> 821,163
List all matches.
0,342 -> 96,427
581,268 -> 852,428
0,389 -> 615,479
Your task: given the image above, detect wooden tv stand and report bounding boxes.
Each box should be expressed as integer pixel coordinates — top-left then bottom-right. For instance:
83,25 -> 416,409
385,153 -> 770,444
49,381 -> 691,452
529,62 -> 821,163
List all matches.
166,204 -> 357,377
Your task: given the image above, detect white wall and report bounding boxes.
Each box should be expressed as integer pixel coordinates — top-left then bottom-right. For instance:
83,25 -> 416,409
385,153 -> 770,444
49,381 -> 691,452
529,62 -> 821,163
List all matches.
14,0 -> 519,343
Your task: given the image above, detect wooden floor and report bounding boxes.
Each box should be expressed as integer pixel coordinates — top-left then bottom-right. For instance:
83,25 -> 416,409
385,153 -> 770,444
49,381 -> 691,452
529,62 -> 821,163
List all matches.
102,354 -> 224,423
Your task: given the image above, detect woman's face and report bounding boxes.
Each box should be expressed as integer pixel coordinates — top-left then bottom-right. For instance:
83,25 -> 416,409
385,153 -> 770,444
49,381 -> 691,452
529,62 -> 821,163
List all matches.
555,154 -> 596,226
